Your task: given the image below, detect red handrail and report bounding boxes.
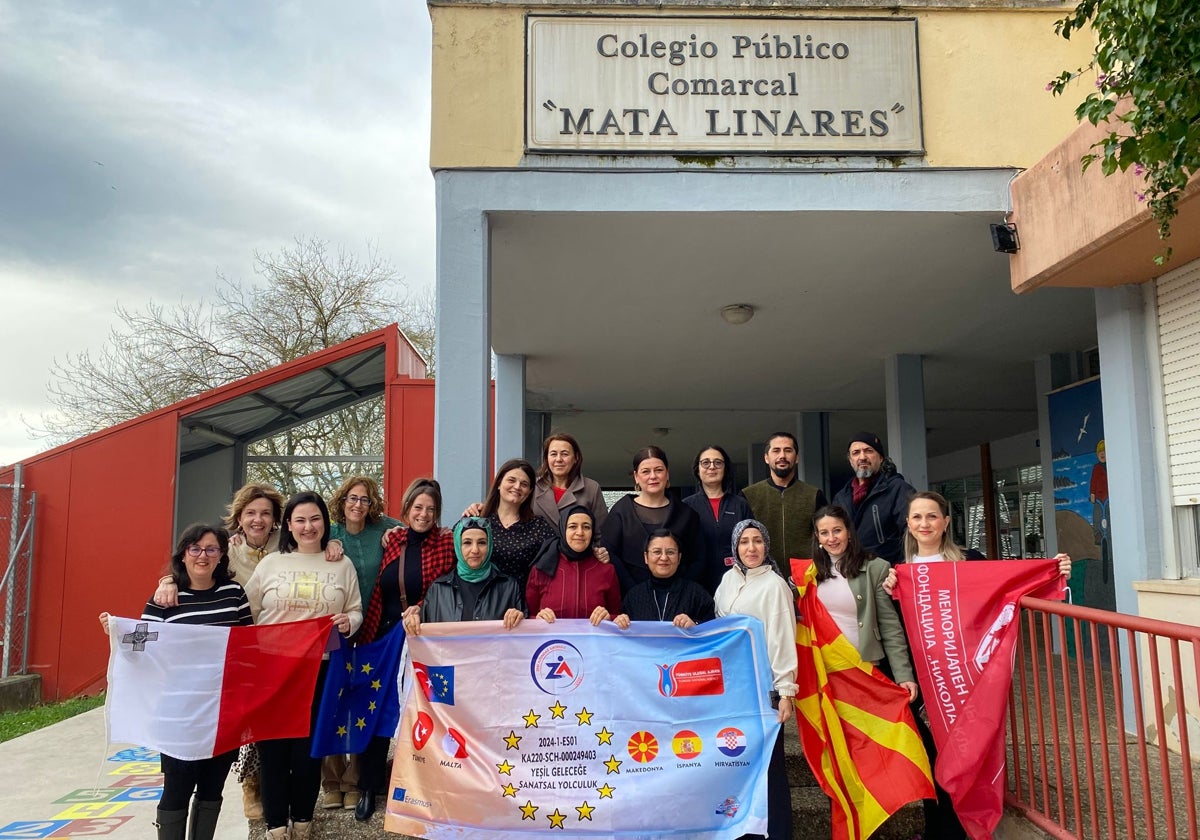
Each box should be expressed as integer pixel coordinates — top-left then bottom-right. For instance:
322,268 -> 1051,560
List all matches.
1006,595 -> 1199,840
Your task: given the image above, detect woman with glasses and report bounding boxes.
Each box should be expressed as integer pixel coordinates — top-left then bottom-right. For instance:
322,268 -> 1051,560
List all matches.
243,492 -> 363,840
100,523 -> 251,840
601,446 -> 703,593
147,482 -> 312,821
320,476 -> 402,811
683,445 -> 753,595
612,529 -> 714,629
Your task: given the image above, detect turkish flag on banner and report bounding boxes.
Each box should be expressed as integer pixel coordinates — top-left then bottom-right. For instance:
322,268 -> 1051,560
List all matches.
892,560 -> 1066,840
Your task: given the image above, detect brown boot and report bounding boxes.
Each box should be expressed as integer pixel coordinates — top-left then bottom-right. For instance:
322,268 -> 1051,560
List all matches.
242,777 -> 263,820
290,820 -> 312,840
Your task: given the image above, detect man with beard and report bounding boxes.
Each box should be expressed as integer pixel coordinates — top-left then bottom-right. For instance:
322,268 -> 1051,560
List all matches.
742,432 -> 827,569
830,431 -> 916,565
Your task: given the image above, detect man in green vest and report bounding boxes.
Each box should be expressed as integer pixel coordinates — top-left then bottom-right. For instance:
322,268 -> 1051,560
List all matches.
742,432 -> 827,571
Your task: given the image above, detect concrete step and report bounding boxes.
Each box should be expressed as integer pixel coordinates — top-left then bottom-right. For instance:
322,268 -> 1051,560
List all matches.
784,723 -> 925,840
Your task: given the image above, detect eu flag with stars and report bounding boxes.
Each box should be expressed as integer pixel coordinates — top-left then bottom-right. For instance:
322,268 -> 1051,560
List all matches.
311,624 -> 405,757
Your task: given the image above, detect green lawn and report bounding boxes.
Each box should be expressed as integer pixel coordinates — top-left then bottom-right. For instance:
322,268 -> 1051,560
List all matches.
0,693 -> 105,743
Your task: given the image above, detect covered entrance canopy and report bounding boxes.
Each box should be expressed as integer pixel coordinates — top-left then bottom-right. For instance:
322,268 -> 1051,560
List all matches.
492,206 -> 1098,487
436,168 -> 1098,507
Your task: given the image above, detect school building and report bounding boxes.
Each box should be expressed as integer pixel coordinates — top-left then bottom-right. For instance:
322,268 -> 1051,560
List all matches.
424,0 -> 1197,747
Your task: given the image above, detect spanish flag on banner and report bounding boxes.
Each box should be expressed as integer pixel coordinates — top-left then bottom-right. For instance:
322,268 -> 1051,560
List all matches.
790,559 -> 935,840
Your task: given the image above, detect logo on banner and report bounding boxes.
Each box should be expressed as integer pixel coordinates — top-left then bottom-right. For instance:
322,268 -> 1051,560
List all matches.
715,795 -> 741,817
657,657 -> 725,697
717,727 -> 746,757
530,640 -> 585,695
627,731 -> 659,763
412,711 -> 433,750
672,730 -> 703,760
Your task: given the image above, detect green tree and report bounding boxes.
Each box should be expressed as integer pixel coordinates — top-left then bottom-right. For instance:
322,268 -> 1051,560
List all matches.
36,238 -> 433,491
1050,0 -> 1200,261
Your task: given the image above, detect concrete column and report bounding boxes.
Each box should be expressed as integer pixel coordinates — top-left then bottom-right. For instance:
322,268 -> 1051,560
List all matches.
1094,286 -> 1163,607
433,174 -> 491,515
1034,356 -> 1060,560
796,412 -> 830,497
494,354 -> 526,469
1095,284 -> 1166,730
885,354 -> 928,490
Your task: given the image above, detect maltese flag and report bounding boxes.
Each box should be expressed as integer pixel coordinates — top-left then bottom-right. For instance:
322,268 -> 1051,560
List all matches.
105,616 -> 332,760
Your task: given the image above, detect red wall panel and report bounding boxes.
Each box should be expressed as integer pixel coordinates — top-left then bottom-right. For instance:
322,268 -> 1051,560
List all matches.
384,380 -> 435,518
33,413 -> 178,699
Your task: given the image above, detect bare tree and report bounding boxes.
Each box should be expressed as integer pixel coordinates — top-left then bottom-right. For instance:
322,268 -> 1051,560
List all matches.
36,237 -> 434,447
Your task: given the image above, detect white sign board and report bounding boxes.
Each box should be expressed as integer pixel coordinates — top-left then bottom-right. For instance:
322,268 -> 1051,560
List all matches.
527,16 -> 923,155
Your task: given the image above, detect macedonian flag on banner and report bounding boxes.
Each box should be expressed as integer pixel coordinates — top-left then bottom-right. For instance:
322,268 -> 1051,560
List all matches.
384,617 -> 778,839
892,559 -> 1066,840
790,559 -> 935,840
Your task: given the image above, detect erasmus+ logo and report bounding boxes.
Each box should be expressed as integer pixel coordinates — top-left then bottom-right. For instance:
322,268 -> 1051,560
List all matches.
530,639 -> 585,695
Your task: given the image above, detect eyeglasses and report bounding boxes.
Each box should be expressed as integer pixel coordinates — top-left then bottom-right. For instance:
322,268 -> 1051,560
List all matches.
699,459 -> 725,469
647,549 -> 680,558
186,546 -> 221,558
346,495 -> 372,507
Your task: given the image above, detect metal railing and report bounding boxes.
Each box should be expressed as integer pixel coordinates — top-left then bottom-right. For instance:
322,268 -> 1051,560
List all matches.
1006,594 -> 1199,840
1,463 -> 36,679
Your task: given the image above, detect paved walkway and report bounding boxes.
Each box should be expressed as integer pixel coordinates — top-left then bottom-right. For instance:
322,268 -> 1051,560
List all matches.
0,707 -> 245,840
1,706 -> 1053,840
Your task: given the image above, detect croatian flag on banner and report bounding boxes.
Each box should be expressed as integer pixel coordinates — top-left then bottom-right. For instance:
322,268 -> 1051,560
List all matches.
105,616 -> 333,761
892,560 -> 1066,840
384,617 -> 778,840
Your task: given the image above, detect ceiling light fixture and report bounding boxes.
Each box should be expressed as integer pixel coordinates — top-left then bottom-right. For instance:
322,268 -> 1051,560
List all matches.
720,303 -> 755,325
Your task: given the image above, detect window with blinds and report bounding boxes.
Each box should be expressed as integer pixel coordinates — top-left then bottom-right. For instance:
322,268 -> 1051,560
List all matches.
1156,259 -> 1200,506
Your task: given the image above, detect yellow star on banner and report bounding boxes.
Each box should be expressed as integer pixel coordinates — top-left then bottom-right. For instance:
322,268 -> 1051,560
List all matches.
370,679 -> 382,690
501,783 -> 518,798
336,725 -> 348,737
368,701 -> 376,712
496,760 -> 515,776
519,800 -> 538,820
548,701 -> 567,719
547,809 -> 567,829
576,801 -> 595,821
504,730 -> 522,750
575,707 -> 594,726
355,717 -> 367,730
595,727 -> 613,745
597,783 -> 615,799
523,709 -> 541,728
361,662 -> 374,674
603,755 -> 622,774
345,661 -> 353,673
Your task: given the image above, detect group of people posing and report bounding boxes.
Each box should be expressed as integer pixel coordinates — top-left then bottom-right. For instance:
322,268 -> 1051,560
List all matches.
101,429 -> 1070,840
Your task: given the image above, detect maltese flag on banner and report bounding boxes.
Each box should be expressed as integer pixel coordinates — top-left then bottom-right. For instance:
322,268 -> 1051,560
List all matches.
105,616 -> 332,760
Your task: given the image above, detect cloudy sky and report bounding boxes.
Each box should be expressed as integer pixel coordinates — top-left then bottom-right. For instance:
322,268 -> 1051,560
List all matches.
0,1 -> 434,465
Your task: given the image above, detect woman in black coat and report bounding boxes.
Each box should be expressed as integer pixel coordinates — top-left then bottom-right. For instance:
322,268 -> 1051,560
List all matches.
682,444 -> 753,594
601,446 -> 702,593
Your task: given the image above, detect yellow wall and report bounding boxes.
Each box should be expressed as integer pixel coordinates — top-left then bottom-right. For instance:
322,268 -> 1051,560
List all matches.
1133,582 -> 1200,760
429,4 -> 1095,170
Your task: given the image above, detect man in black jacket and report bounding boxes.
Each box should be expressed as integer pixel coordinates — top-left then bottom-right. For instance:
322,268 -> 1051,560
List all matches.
830,431 -> 916,566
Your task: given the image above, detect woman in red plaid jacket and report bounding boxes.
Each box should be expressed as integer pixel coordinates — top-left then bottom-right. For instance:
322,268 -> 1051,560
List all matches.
353,477 -> 455,820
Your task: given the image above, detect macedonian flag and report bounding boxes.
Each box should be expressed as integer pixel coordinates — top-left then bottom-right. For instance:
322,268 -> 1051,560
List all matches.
790,559 -> 935,840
